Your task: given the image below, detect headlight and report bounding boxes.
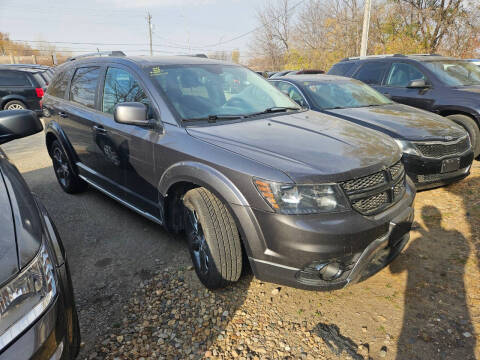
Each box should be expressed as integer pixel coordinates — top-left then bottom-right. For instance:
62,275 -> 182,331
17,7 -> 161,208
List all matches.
0,242 -> 57,349
254,179 -> 350,214
394,139 -> 420,156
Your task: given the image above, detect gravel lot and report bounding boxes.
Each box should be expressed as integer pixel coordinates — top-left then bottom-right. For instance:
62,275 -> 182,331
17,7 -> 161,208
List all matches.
3,130 -> 479,360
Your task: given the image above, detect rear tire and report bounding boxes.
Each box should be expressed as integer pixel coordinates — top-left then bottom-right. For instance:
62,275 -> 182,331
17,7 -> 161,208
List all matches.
51,140 -> 87,194
3,100 -> 26,110
183,187 -> 242,289
446,114 -> 480,159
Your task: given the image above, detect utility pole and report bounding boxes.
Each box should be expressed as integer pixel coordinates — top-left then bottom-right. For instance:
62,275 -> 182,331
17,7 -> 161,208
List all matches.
146,10 -> 153,56
360,0 -> 372,57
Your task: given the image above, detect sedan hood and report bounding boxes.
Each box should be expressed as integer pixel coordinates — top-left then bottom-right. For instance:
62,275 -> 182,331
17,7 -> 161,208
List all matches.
0,167 -> 20,286
325,103 -> 466,141
186,111 -> 401,183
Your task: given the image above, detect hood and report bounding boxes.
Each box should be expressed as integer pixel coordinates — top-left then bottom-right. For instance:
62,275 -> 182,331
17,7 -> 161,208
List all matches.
325,103 -> 466,141
0,165 -> 20,286
186,111 -> 401,183
454,85 -> 480,94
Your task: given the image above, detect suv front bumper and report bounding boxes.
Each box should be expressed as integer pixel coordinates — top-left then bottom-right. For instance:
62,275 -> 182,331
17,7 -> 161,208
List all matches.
245,178 -> 415,290
403,151 -> 473,190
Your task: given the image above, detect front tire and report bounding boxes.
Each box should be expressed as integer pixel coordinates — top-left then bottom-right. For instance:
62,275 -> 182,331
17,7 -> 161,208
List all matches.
183,187 -> 242,289
446,114 -> 480,159
51,140 -> 87,194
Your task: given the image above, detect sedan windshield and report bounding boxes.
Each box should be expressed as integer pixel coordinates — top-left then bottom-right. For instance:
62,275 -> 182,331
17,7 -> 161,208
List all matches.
302,79 -> 392,110
423,60 -> 480,86
146,64 -> 299,121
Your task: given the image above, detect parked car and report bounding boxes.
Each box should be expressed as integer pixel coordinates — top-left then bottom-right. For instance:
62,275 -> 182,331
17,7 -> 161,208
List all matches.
328,54 -> 480,158
0,110 -> 80,359
0,65 -> 46,114
42,53 -> 415,291
270,74 -> 474,190
269,70 -> 296,78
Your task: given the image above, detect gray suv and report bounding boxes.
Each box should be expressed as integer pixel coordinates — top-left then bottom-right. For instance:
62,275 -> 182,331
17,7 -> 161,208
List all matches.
42,53 -> 415,290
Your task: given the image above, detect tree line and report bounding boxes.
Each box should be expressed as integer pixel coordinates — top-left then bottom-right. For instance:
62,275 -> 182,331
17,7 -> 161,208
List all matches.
248,0 -> 480,71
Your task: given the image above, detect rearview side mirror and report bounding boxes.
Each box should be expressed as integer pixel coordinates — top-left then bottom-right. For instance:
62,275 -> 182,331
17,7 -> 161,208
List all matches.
407,79 -> 428,88
114,102 -> 151,126
0,110 -> 43,145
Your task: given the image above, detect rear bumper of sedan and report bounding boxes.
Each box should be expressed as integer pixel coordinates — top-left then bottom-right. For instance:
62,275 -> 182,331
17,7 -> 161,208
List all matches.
0,199 -> 80,360
403,151 -> 473,190
245,179 -> 415,291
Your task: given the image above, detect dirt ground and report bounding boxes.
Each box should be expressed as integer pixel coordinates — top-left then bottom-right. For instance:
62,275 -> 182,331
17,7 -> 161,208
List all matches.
3,131 -> 479,360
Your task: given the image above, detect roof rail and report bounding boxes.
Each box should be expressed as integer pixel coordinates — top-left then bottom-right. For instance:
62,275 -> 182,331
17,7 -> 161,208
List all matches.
178,53 -> 208,58
67,51 -> 126,61
341,54 -> 406,61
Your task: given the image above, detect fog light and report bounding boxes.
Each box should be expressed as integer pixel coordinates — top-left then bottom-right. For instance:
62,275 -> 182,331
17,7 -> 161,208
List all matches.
317,262 -> 342,281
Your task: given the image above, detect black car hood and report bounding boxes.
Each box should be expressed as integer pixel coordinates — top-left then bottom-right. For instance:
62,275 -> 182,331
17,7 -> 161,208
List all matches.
325,103 -> 466,141
0,151 -> 42,286
186,111 -> 401,183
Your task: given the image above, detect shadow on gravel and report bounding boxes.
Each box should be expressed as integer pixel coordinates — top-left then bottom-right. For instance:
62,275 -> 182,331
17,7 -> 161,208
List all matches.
445,176 -> 480,273
391,204 -> 476,360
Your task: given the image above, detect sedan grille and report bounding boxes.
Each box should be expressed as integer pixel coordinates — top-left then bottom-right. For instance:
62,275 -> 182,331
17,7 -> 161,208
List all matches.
340,161 -> 406,216
414,136 -> 470,158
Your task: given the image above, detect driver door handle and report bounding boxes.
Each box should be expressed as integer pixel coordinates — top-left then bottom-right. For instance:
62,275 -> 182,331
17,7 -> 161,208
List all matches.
93,125 -> 107,133
59,111 -> 68,118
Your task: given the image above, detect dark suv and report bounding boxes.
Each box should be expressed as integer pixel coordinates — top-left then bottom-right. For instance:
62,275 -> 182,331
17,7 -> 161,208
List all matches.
42,53 -> 415,291
0,65 -> 47,114
329,54 -> 480,158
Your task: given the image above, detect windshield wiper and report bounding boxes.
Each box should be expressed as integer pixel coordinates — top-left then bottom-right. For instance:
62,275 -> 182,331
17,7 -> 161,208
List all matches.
183,115 -> 244,123
245,106 -> 301,118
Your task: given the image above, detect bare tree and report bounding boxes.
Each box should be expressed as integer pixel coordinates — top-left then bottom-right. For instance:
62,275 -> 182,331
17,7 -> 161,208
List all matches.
250,0 -> 294,70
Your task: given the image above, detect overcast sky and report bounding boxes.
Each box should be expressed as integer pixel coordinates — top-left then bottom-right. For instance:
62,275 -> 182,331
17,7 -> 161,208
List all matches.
0,0 -> 264,59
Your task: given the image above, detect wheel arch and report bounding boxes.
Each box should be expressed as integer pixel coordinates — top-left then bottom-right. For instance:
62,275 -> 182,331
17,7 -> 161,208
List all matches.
1,95 -> 28,109
45,121 -> 79,173
437,107 -> 480,127
159,162 -> 265,261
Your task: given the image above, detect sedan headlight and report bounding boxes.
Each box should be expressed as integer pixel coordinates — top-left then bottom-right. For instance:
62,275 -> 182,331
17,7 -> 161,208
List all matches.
0,242 -> 57,349
394,139 -> 420,156
254,179 -> 350,214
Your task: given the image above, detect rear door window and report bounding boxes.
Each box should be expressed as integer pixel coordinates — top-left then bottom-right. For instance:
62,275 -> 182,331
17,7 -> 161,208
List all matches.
353,62 -> 389,85
47,67 -> 73,99
385,63 -> 426,87
69,67 -> 101,108
0,70 -> 31,86
328,62 -> 356,76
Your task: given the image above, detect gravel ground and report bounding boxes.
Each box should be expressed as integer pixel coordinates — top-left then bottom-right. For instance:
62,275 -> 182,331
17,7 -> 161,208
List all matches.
89,163 -> 480,360
3,131 -> 479,360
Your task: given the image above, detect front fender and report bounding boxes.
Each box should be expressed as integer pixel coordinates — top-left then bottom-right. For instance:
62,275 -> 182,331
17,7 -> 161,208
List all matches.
436,105 -> 480,124
45,121 -> 79,173
158,161 -> 249,206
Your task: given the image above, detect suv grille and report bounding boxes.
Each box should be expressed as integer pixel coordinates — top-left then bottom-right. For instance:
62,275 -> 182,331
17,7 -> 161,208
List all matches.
340,161 -> 406,216
414,136 -> 470,158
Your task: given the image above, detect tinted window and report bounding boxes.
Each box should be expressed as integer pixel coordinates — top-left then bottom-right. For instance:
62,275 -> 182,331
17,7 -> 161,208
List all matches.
48,67 -> 73,99
328,62 -> 355,76
70,67 -> 101,108
301,79 -> 392,110
274,81 -> 307,107
353,62 -> 389,85
423,60 -> 480,86
385,63 -> 426,87
0,70 -> 30,86
102,67 -> 149,114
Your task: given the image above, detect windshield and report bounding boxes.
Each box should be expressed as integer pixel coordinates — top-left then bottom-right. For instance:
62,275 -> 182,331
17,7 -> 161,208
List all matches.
423,60 -> 480,86
146,64 -> 299,120
302,79 -> 392,110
